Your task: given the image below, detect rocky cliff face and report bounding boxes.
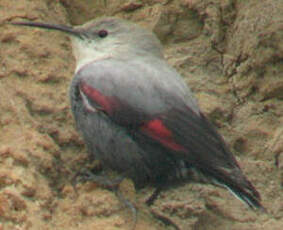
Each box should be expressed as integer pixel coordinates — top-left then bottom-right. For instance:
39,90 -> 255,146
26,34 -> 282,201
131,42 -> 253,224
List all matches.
0,0 -> 282,229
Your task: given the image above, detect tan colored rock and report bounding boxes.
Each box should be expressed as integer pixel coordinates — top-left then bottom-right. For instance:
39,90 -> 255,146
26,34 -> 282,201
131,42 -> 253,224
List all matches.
0,0 -> 283,230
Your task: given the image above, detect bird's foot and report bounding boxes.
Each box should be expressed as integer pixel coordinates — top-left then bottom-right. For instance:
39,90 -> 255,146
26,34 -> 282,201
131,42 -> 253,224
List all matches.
73,168 -> 124,189
115,189 -> 138,230
145,187 -> 181,229
150,209 -> 181,230
72,168 -> 137,230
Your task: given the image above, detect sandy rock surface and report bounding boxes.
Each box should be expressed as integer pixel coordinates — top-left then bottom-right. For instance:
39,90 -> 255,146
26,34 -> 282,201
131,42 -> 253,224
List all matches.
0,0 -> 282,229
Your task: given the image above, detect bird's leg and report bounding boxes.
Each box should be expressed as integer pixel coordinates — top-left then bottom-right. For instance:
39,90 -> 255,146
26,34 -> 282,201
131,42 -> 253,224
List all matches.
73,168 -> 124,189
115,189 -> 138,230
145,186 -> 163,206
145,186 -> 181,230
72,168 -> 137,230
150,209 -> 181,230
70,156 -> 122,189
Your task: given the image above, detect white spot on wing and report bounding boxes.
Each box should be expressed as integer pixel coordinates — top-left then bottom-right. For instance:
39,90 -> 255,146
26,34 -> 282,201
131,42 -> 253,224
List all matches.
79,88 -> 97,113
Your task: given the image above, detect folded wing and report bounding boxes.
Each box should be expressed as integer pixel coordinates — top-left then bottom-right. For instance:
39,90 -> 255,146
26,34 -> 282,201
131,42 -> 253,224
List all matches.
76,59 -> 263,210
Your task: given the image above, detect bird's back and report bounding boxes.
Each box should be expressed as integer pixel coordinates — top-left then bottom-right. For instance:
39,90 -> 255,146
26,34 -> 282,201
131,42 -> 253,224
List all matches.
70,57 -> 263,209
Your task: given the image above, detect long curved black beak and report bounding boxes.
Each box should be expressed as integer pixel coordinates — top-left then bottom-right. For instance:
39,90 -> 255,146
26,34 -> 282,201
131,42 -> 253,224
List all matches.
11,21 -> 83,39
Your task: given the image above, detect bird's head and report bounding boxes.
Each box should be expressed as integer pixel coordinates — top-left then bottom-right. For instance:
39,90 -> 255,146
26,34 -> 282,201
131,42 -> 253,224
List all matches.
12,17 -> 164,72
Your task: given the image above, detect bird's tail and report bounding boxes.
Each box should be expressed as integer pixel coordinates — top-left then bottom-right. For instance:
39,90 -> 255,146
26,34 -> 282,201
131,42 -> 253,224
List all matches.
222,179 -> 264,210
209,168 -> 265,211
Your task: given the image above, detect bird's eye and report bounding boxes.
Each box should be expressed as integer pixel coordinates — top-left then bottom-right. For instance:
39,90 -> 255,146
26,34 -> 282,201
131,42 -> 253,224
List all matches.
98,30 -> 108,38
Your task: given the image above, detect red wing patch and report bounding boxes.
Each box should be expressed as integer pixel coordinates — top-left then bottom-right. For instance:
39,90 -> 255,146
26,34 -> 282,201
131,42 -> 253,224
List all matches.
141,119 -> 186,152
80,82 -> 114,114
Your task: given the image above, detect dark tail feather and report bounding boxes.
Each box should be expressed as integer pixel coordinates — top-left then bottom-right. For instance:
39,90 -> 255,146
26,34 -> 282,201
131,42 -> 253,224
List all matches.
223,182 -> 265,211
213,172 -> 265,212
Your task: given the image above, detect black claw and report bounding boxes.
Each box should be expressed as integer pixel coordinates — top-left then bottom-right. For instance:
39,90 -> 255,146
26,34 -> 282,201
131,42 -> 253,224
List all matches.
150,209 -> 181,230
71,168 -> 137,229
115,189 -> 138,230
71,168 -> 124,189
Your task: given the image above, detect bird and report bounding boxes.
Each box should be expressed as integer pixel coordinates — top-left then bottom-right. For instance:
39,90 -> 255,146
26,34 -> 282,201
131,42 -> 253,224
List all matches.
12,17 -> 263,215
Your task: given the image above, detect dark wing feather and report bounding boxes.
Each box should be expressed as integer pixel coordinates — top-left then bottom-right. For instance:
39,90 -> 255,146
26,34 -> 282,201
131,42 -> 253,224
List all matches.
76,59 -> 262,209
154,106 -> 262,209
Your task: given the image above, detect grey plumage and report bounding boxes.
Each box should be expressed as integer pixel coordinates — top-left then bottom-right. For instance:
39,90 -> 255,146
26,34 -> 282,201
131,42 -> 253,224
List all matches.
12,17 -> 263,210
